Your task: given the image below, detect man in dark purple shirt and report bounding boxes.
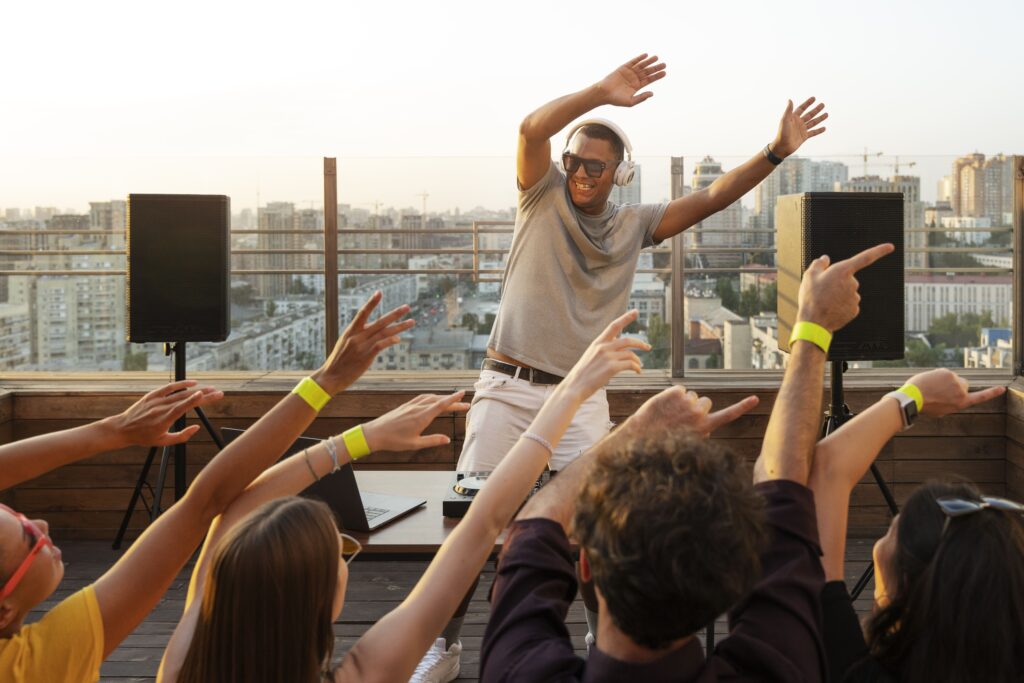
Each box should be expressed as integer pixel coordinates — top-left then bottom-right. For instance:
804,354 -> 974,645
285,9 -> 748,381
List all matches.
480,243 -> 896,683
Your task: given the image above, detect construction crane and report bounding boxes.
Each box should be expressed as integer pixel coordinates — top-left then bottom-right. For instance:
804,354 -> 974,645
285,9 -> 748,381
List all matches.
862,148 -> 883,177
892,156 -> 917,175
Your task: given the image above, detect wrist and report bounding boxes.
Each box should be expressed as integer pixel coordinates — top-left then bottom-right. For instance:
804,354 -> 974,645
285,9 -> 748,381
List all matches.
310,368 -> 343,398
789,320 -> 832,354
94,415 -> 131,450
360,420 -> 380,453
769,138 -> 791,159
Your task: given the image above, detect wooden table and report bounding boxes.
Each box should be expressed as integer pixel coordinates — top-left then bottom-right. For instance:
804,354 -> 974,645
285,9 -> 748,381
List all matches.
348,470 -> 489,554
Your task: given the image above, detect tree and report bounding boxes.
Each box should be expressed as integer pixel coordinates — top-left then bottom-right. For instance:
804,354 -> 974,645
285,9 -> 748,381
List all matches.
265,300 -> 277,317
716,277 -> 739,311
478,313 -> 497,335
928,311 -> 996,348
231,283 -> 255,306
759,282 -> 778,314
646,314 -> 671,369
738,285 -> 761,317
461,313 -> 479,330
122,349 -> 148,371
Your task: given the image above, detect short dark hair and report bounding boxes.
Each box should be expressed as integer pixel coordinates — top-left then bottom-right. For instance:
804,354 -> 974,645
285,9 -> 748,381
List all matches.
867,481 -> 1024,683
576,124 -> 625,162
572,430 -> 765,649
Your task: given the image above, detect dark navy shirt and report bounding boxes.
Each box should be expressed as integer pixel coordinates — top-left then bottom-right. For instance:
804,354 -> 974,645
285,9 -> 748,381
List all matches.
481,480 -> 827,682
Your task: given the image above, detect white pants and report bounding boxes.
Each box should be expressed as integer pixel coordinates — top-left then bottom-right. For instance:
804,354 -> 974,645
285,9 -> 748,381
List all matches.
456,369 -> 612,472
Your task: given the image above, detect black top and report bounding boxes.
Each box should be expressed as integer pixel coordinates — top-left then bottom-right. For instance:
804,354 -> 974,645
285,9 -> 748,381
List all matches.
821,581 -> 897,683
480,480 -> 827,682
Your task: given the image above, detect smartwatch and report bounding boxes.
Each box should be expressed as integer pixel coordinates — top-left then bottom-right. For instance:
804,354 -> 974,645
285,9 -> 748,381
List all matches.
885,390 -> 919,430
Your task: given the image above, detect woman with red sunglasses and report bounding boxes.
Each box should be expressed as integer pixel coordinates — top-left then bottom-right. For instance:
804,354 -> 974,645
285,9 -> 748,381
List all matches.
807,368 -> 1023,682
0,290 -> 412,682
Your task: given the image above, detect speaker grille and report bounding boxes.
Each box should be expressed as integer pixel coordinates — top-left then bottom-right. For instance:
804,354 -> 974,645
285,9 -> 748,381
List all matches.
777,192 -> 904,361
126,194 -> 230,343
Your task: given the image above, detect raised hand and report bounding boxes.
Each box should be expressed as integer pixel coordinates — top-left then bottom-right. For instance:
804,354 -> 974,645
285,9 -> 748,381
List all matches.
772,97 -> 829,158
907,368 -> 1006,417
561,310 -> 650,400
596,54 -> 667,108
626,386 -> 760,438
361,391 -> 470,454
104,380 -> 224,448
313,291 -> 415,395
797,242 -> 895,333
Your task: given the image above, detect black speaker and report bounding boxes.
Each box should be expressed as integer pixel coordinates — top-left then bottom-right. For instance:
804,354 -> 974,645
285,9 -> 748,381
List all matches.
126,194 -> 230,342
777,192 -> 904,361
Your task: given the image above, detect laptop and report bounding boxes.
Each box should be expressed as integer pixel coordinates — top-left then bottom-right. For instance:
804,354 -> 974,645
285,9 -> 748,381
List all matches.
221,427 -> 427,532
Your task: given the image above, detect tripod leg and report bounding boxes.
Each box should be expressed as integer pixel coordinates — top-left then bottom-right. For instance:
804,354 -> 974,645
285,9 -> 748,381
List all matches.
850,561 -> 874,600
152,446 -> 173,521
868,463 -> 900,514
194,406 -> 224,449
113,446 -> 159,550
705,622 -> 715,651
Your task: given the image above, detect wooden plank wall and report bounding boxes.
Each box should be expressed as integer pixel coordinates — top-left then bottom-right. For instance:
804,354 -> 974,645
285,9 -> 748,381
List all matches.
1,382 -> 1010,540
1005,381 -> 1024,500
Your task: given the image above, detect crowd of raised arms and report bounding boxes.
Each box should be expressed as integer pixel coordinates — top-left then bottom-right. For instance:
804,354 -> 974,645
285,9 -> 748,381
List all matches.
1,54 -> 1021,683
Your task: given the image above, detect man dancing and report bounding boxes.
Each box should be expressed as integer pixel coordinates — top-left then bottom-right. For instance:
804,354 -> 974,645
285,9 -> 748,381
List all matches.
410,53 -> 829,682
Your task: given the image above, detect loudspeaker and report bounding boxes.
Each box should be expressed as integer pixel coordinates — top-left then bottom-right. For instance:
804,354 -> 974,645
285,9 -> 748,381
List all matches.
777,192 -> 904,361
126,194 -> 230,342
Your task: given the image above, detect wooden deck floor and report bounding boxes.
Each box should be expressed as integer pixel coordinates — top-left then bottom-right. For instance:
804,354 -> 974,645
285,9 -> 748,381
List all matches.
35,539 -> 879,682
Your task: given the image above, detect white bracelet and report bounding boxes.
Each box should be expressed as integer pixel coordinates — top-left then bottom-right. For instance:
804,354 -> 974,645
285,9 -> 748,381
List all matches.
521,431 -> 554,456
302,448 -> 320,482
323,436 -> 341,472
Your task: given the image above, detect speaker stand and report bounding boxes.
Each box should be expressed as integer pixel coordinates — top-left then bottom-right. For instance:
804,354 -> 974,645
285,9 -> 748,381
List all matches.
112,342 -> 225,550
820,361 -> 900,601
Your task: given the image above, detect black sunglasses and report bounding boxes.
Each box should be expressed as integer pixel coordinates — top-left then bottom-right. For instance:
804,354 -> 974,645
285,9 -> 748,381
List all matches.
936,495 -> 1024,533
562,152 -> 613,179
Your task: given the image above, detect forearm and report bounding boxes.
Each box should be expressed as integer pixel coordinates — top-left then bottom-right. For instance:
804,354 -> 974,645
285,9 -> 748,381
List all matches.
0,418 -> 126,490
516,438 -> 595,529
520,84 -> 606,142
755,343 -> 826,484
809,397 -> 901,580
705,150 -> 777,213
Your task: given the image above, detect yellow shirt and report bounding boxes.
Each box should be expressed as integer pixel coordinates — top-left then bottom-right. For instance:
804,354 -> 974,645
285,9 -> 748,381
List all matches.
0,586 -> 104,682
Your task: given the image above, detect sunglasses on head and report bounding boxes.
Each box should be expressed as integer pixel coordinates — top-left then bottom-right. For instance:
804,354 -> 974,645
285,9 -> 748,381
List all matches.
0,504 -> 54,601
936,495 -> 1024,534
339,532 -> 362,565
562,152 -> 614,179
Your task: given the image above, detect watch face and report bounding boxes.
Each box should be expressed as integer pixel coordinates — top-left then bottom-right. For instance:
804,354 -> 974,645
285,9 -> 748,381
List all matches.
906,400 -> 919,421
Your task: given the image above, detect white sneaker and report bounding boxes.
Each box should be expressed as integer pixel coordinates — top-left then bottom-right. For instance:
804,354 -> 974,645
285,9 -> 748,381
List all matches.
410,637 -> 462,683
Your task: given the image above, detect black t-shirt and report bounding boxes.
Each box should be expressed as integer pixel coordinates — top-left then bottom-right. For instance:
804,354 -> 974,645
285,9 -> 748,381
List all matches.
821,581 -> 898,683
480,480 -> 828,682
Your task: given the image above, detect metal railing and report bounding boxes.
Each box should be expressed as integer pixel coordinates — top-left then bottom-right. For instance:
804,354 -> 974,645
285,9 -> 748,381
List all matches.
1,155 -> 1020,376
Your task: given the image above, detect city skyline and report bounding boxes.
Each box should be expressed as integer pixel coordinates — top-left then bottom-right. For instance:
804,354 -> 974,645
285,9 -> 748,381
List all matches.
2,0 -> 1022,210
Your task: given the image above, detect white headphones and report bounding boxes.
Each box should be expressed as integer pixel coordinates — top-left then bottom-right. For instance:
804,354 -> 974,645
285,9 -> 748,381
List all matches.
562,117 -> 636,187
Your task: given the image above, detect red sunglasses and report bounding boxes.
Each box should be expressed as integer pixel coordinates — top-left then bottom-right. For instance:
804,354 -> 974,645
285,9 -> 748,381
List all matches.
0,504 -> 53,601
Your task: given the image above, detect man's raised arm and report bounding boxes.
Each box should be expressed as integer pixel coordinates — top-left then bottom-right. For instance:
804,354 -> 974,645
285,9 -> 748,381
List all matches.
652,97 -> 828,242
755,243 -> 895,485
517,54 -> 665,190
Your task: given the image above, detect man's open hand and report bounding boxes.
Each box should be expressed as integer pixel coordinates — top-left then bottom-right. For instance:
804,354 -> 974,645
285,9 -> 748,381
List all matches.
596,54 -> 666,108
772,97 -> 828,158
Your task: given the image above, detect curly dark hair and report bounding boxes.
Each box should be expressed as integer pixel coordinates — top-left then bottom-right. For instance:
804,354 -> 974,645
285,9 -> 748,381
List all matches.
571,429 -> 765,649
866,481 -> 1024,683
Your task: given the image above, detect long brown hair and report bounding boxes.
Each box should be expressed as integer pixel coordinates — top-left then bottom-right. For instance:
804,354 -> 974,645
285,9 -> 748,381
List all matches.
866,481 -> 1024,683
178,497 -> 340,683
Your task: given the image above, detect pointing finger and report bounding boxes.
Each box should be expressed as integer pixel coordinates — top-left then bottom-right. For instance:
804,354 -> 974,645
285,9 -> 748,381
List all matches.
704,395 -> 760,432
839,243 -> 895,273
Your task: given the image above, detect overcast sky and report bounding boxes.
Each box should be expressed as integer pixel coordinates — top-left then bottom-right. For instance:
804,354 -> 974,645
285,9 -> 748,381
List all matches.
2,0 -> 1021,213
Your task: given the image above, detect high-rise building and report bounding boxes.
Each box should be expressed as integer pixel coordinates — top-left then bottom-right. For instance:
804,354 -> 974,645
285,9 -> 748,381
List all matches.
690,157 -> 743,267
670,157 -> 688,200
256,202 -> 297,299
753,157 -> 848,230
951,153 -> 986,217
610,164 -> 641,205
983,154 -> 1014,225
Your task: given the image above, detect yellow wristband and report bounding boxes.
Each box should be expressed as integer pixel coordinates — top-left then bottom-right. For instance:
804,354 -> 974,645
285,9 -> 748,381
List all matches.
896,383 -> 924,412
341,425 -> 371,461
789,321 -> 832,354
292,377 -> 331,412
